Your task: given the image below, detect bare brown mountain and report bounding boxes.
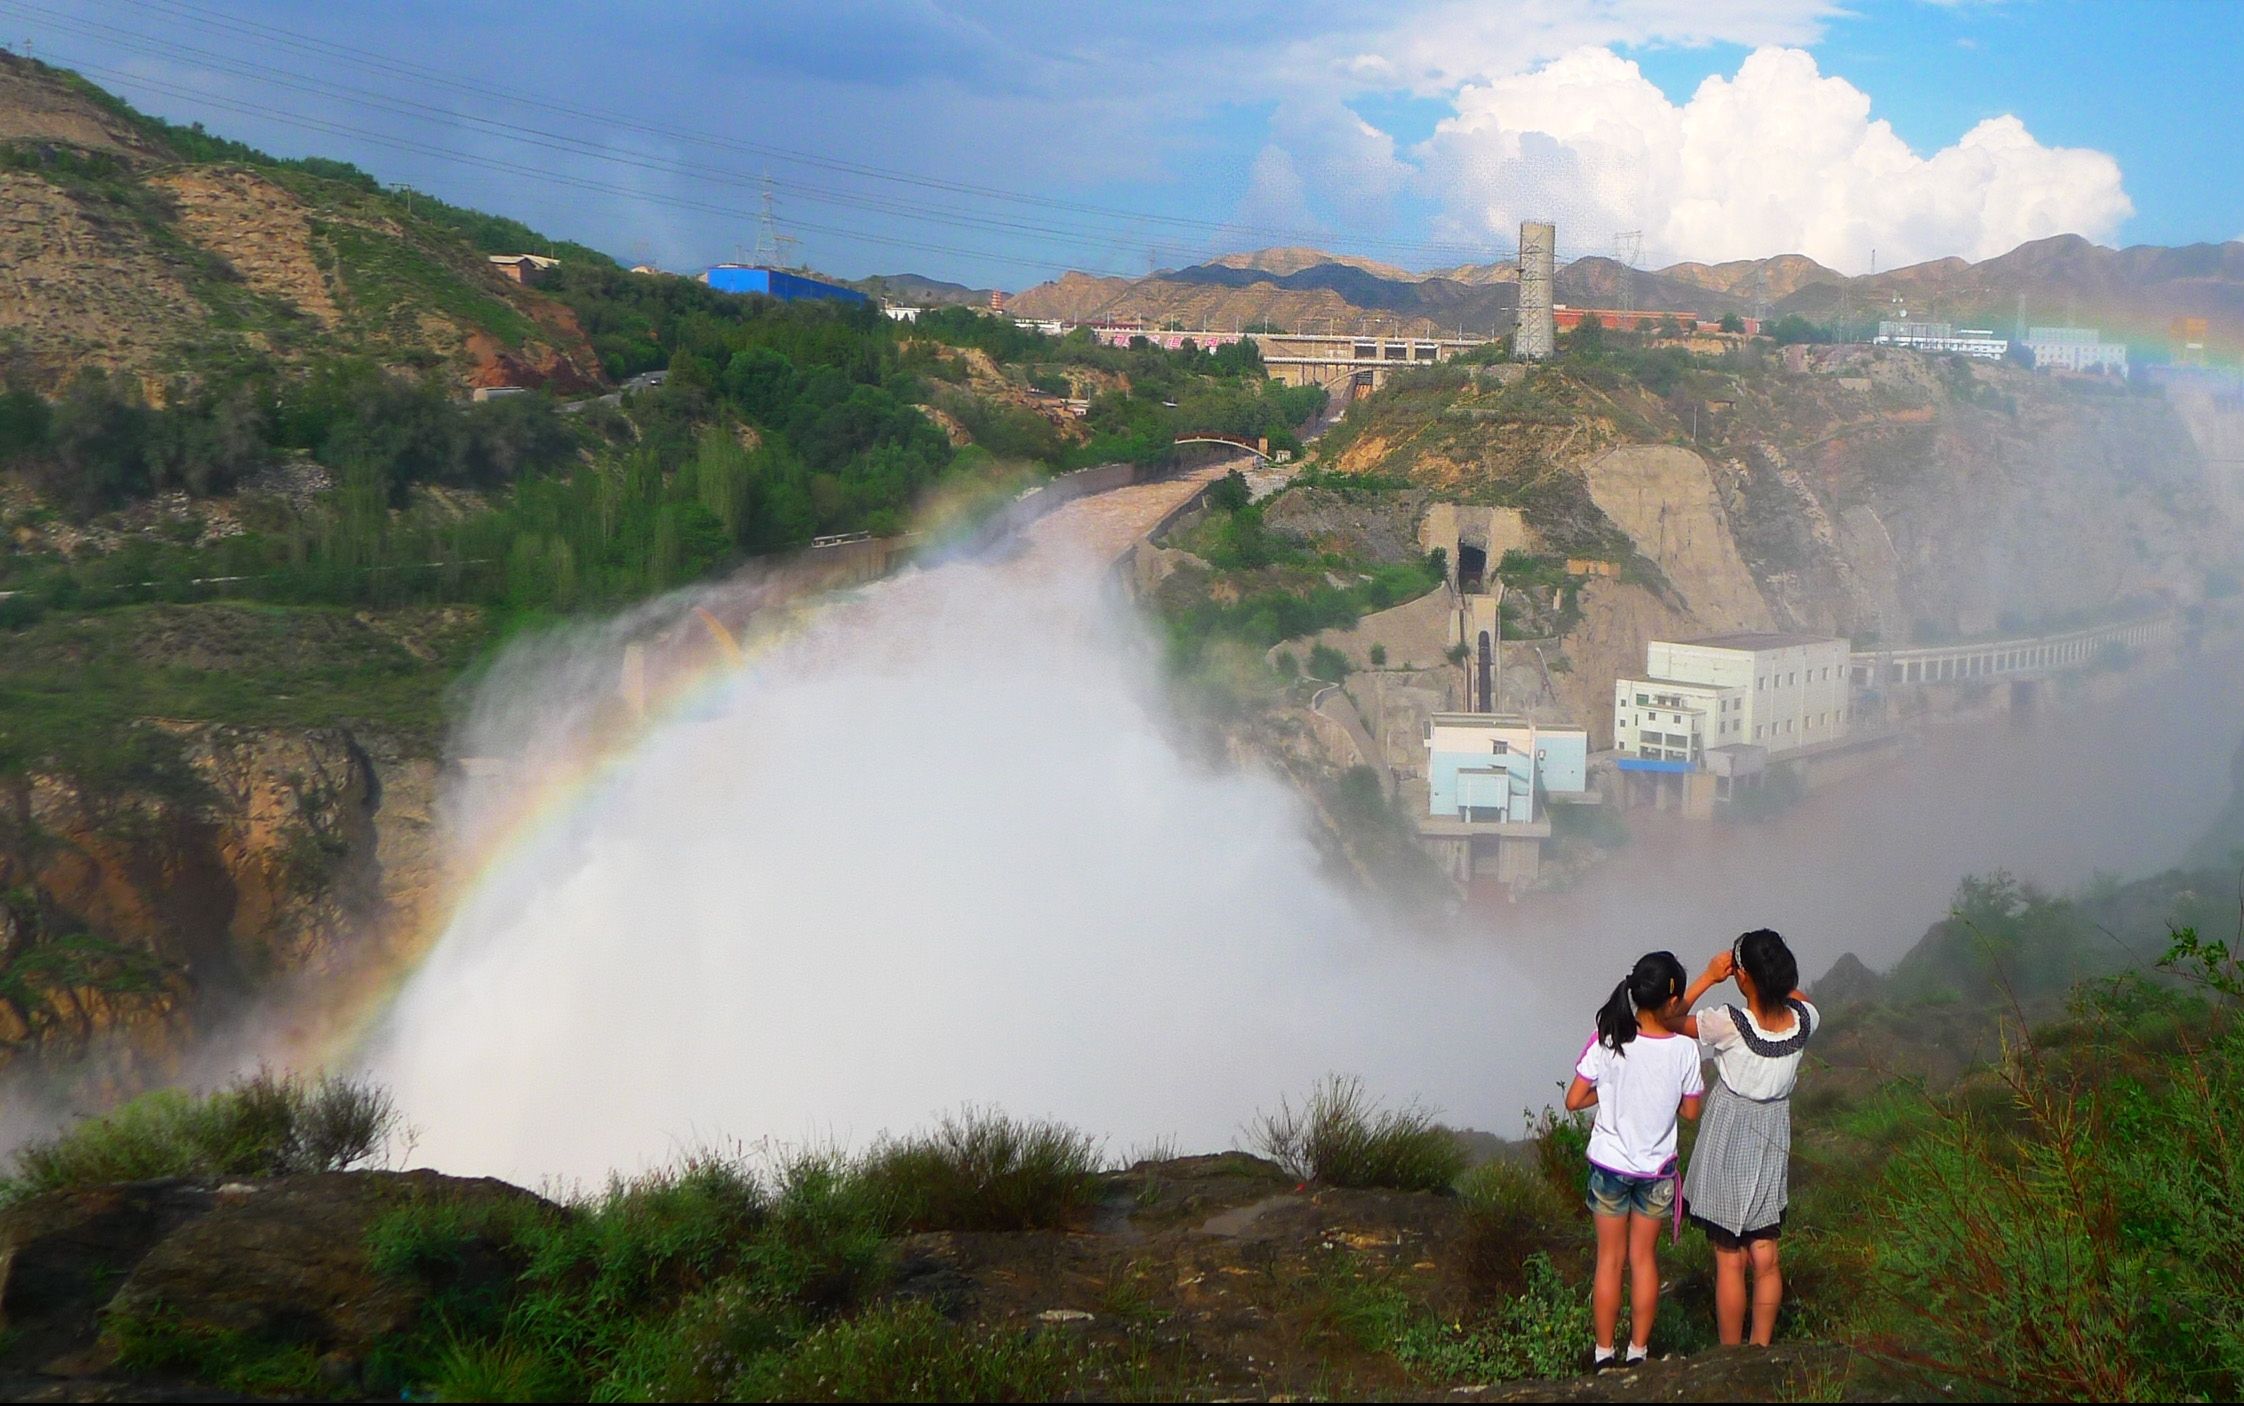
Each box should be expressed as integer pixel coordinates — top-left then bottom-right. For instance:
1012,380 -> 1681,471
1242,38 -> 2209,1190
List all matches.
1008,236 -> 2244,357
1662,253 -> 1843,301
0,53 -> 604,398
1204,247 -> 1420,281
1778,234 -> 2244,354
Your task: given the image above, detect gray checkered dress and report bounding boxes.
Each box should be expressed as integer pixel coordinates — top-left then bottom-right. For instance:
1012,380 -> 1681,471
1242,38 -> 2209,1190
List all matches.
1682,1001 -> 1814,1237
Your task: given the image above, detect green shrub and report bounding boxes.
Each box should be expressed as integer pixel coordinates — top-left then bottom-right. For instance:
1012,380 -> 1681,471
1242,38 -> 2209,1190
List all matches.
4,1070 -> 401,1197
1526,1107 -> 1591,1204
747,1149 -> 893,1312
1397,1253 -> 1589,1381
1456,1158 -> 1566,1277
1367,643 -> 1387,667
1251,1076 -> 1467,1191
857,1108 -> 1104,1233
1308,643 -> 1351,682
366,1153 -> 825,1401
1321,1252 -> 1590,1385
1865,933 -> 2244,1400
524,1156 -> 771,1309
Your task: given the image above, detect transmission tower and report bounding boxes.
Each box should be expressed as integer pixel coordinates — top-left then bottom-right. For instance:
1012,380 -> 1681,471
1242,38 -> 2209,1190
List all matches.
1613,230 -> 1642,322
752,176 -> 800,269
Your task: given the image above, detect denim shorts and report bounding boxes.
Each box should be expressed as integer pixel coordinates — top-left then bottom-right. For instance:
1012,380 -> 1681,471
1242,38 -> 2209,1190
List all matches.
1586,1163 -> 1675,1219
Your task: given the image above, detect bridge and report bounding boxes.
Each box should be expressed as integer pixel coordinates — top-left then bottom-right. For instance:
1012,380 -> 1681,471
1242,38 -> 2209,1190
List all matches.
1849,613 -> 2176,688
1172,434 -> 1283,461
1249,331 -> 1491,398
1082,324 -> 1492,397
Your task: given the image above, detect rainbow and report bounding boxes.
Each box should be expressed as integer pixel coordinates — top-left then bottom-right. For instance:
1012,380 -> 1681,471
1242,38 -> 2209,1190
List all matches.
270,469 -> 1047,1077
263,581 -> 834,1078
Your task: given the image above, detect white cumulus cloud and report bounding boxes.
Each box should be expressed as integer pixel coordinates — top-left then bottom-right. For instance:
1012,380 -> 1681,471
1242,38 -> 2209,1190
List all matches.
1415,46 -> 2133,271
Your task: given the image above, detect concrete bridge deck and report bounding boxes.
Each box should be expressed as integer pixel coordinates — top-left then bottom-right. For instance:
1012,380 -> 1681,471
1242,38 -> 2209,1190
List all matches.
1850,613 -> 2175,688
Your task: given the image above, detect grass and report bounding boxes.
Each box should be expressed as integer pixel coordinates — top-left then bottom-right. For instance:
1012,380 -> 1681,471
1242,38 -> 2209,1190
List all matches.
856,1108 -> 1104,1233
109,1307 -> 326,1397
1250,1076 -> 1468,1192
0,600 -> 482,782
2,1070 -> 402,1200
317,219 -> 542,351
731,1302 -> 1108,1402
1312,1251 -> 1591,1386
355,1110 -> 1102,1400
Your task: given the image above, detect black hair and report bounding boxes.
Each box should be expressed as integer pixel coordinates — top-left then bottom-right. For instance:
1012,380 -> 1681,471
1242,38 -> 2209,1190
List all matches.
1734,928 -> 1799,1010
1596,950 -> 1688,1053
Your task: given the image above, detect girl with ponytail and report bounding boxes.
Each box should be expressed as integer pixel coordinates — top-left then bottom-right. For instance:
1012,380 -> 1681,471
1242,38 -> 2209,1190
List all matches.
1563,951 -> 1705,1371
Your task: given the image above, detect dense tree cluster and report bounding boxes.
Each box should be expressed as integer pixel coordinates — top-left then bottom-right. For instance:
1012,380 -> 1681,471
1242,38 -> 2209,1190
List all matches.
1,283 -> 1326,624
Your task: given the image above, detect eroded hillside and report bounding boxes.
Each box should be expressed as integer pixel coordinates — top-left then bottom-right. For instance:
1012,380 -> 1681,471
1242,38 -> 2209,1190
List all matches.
1313,344 -> 2244,741
0,54 -> 603,398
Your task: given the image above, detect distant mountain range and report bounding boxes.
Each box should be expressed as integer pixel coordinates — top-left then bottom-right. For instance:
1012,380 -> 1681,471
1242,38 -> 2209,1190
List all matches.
1002,236 -> 2244,357
849,273 -> 995,307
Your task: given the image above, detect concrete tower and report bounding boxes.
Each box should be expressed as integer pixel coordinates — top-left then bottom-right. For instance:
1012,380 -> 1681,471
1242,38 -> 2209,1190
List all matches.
1516,221 -> 1556,360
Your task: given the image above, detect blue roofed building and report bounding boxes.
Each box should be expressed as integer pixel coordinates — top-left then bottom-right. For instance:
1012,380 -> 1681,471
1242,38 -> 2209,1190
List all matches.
1419,713 -> 1592,890
1426,713 -> 1588,825
702,266 -> 871,306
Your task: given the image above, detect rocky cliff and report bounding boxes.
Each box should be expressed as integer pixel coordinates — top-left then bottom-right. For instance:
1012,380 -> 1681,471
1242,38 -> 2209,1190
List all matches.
0,725 -> 439,1100
1320,347 -> 2244,745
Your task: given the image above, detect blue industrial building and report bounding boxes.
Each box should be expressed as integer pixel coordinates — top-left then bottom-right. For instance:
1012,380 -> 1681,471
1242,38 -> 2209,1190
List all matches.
1424,714 -> 1589,826
702,266 -> 871,306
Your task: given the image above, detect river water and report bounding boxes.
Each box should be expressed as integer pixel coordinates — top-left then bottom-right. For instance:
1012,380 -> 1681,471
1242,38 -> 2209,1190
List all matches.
1482,643 -> 2244,985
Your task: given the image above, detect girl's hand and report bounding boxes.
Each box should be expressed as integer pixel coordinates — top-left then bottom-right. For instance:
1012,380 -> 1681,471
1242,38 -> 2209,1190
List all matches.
1704,951 -> 1735,982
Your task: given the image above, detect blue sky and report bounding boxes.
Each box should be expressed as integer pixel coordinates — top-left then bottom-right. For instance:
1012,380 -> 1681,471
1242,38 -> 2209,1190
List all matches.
17,0 -> 2241,287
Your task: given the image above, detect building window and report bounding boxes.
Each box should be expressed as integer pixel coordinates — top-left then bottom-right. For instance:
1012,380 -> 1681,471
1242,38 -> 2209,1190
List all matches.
1754,725 -> 1762,739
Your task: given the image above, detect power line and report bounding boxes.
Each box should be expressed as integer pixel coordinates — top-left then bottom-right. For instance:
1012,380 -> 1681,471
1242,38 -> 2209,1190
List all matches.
31,50 -> 1157,277
8,0 -> 1598,302
1,3 -> 1277,269
63,0 -> 1530,268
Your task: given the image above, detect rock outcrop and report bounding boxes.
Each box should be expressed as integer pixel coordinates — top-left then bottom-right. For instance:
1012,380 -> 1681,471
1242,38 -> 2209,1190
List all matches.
0,725 -> 439,1093
0,1171 -> 546,1396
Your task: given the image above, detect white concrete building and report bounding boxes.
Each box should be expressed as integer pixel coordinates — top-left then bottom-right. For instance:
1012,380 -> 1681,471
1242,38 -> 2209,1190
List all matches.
2023,326 -> 2128,375
1614,633 -> 1852,763
1874,321 -> 2010,360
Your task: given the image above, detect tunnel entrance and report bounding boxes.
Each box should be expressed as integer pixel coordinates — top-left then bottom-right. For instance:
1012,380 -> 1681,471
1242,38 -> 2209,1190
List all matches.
1457,544 -> 1487,593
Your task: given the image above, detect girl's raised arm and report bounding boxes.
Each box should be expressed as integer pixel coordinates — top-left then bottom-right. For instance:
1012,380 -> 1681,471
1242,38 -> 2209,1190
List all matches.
1564,1074 -> 1599,1111
1675,951 -> 1735,1039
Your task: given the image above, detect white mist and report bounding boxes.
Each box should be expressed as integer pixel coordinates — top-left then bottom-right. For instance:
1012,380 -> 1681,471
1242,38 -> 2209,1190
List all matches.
359,550 -> 1554,1182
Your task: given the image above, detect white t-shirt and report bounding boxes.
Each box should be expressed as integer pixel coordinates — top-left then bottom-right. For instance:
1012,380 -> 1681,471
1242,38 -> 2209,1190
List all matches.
1574,1030 -> 1705,1177
1697,1000 -> 1819,1101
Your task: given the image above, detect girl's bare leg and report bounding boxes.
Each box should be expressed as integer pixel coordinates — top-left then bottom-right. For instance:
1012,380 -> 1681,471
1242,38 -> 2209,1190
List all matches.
1627,1212 -> 1663,1350
1712,1242 -> 1749,1345
1592,1211 -> 1629,1351
1748,1238 -> 1783,1345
